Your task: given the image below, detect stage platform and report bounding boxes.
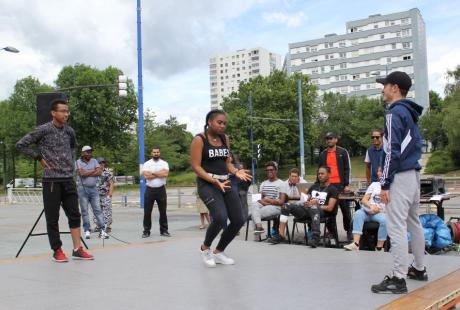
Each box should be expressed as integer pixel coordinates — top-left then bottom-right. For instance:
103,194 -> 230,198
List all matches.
1,237 -> 460,310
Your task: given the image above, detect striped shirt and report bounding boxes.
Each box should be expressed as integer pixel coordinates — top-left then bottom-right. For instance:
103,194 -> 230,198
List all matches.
259,179 -> 287,200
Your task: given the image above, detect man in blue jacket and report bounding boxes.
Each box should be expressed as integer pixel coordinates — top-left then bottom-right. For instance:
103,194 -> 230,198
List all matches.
371,71 -> 428,294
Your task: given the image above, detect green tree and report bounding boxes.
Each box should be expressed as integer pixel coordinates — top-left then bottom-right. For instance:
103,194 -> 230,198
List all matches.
55,64 -> 138,151
419,90 -> 447,151
442,65 -> 460,166
222,71 -> 317,167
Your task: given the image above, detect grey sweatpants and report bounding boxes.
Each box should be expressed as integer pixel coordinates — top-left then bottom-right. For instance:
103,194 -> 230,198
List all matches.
386,170 -> 425,279
251,202 -> 281,225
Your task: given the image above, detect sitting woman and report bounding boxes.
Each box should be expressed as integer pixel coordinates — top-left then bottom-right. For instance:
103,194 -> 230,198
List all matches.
344,170 -> 386,251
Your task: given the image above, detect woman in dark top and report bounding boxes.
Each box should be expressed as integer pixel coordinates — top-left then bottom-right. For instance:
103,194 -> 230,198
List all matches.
190,110 -> 252,267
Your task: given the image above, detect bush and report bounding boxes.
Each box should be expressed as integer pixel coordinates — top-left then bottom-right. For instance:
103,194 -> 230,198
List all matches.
425,150 -> 458,174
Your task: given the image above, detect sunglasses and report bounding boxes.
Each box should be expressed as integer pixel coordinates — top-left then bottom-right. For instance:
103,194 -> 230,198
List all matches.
325,137 -> 335,140
371,136 -> 381,139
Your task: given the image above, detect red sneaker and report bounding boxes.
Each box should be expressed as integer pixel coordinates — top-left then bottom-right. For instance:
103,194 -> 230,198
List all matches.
52,248 -> 68,263
72,246 -> 94,260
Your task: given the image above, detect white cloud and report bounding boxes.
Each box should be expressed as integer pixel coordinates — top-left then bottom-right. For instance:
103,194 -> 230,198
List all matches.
262,11 -> 306,27
427,36 -> 460,97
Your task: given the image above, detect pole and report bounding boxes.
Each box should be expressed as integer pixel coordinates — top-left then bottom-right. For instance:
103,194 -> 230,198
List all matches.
249,91 -> 255,184
137,0 -> 145,208
1,143 -> 6,191
297,80 -> 305,178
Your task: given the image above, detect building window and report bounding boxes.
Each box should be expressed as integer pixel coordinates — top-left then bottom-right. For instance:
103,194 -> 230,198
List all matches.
350,27 -> 357,33
221,88 -> 224,92
225,63 -> 228,67
237,73 -> 240,77
402,42 -> 411,49
232,62 -> 235,65
374,24 -> 378,29
311,47 -> 317,52
330,65 -> 335,71
321,66 -> 326,73
401,29 -> 411,37
340,63 -> 347,69
312,68 -> 319,74
392,43 -> 397,49
403,55 -> 412,60
385,20 -> 389,26
220,70 -> 223,73
220,64 -> 223,67
387,57 -> 392,64
340,52 -> 346,58
380,34 -> 385,39
352,74 -> 359,80
390,21 -> 395,26
339,75 -> 347,81
325,42 -> 333,48
401,18 -> 410,25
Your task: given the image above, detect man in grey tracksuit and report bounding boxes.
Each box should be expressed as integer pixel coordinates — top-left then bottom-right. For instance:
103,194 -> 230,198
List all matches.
371,71 -> 428,294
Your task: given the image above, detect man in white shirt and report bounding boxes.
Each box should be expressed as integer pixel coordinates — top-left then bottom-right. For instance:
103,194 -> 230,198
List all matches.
142,146 -> 170,238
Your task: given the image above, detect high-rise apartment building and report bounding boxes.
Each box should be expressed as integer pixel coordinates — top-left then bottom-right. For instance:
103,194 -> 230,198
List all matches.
288,8 -> 429,108
209,47 -> 281,109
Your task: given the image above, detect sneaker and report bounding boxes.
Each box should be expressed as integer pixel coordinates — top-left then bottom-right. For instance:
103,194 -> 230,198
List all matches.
344,242 -> 360,251
85,231 -> 91,239
309,236 -> 320,248
268,234 -> 286,245
52,248 -> 68,263
99,230 -> 109,239
254,226 -> 265,235
200,248 -> 216,268
93,226 -> 102,233
371,276 -> 407,294
407,265 -> 428,281
72,246 -> 94,260
142,231 -> 150,238
160,231 -> 171,237
213,252 -> 235,265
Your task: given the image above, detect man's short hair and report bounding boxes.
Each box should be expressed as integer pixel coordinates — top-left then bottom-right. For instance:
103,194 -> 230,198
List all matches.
289,168 -> 300,176
372,129 -> 384,137
266,161 -> 278,170
151,145 -> 160,151
50,98 -> 68,111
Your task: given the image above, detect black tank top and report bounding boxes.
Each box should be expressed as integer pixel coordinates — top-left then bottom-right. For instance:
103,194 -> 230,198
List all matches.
197,133 -> 230,175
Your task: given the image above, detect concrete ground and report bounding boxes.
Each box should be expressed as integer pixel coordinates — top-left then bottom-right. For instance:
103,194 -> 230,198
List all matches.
1,196 -> 460,309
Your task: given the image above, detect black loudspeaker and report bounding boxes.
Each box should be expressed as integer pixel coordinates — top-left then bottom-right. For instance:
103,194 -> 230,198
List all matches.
36,92 -> 67,126
420,177 -> 446,196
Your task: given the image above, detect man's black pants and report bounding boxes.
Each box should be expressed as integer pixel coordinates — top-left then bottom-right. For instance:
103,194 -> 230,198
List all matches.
143,185 -> 168,234
42,180 -> 81,251
331,183 -> 352,233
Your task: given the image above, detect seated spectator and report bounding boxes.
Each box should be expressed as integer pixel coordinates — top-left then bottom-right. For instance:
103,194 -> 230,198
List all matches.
271,166 -> 338,248
344,170 -> 386,251
250,161 -> 286,235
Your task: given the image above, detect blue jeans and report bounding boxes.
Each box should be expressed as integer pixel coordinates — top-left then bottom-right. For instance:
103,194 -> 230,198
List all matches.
78,186 -> 105,232
352,209 -> 387,241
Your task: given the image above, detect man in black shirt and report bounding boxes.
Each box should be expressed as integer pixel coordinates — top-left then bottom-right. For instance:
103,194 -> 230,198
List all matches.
271,166 -> 338,247
16,98 -> 93,262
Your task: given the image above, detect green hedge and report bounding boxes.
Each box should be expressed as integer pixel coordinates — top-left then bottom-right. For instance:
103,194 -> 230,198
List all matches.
425,150 -> 458,174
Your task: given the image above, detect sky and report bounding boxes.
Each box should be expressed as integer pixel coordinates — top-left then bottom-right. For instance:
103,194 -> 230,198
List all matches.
1,0 -> 459,134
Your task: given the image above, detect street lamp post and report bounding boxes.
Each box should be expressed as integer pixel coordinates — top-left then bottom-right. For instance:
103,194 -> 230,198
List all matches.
0,141 -> 6,191
136,0 -> 146,208
249,91 -> 255,185
1,46 -> 19,53
297,80 -> 306,178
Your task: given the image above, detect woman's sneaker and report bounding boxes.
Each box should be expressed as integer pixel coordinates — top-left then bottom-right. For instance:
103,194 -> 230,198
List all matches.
407,265 -> 428,281
99,230 -> 109,239
52,248 -> 68,263
344,242 -> 359,251
213,252 -> 235,265
200,248 -> 216,268
72,247 -> 94,260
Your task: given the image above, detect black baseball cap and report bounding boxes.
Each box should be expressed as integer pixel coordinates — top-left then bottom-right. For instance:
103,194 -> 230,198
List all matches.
376,71 -> 412,91
325,132 -> 337,139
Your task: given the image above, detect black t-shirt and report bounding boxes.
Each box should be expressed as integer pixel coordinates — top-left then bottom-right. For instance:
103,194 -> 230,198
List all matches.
197,133 -> 230,175
307,183 -> 339,215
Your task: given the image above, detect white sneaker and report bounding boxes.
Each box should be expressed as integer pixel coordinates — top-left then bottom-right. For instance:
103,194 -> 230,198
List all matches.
99,230 -> 109,239
344,242 -> 359,251
85,231 -> 91,239
200,248 -> 216,268
213,252 -> 235,265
